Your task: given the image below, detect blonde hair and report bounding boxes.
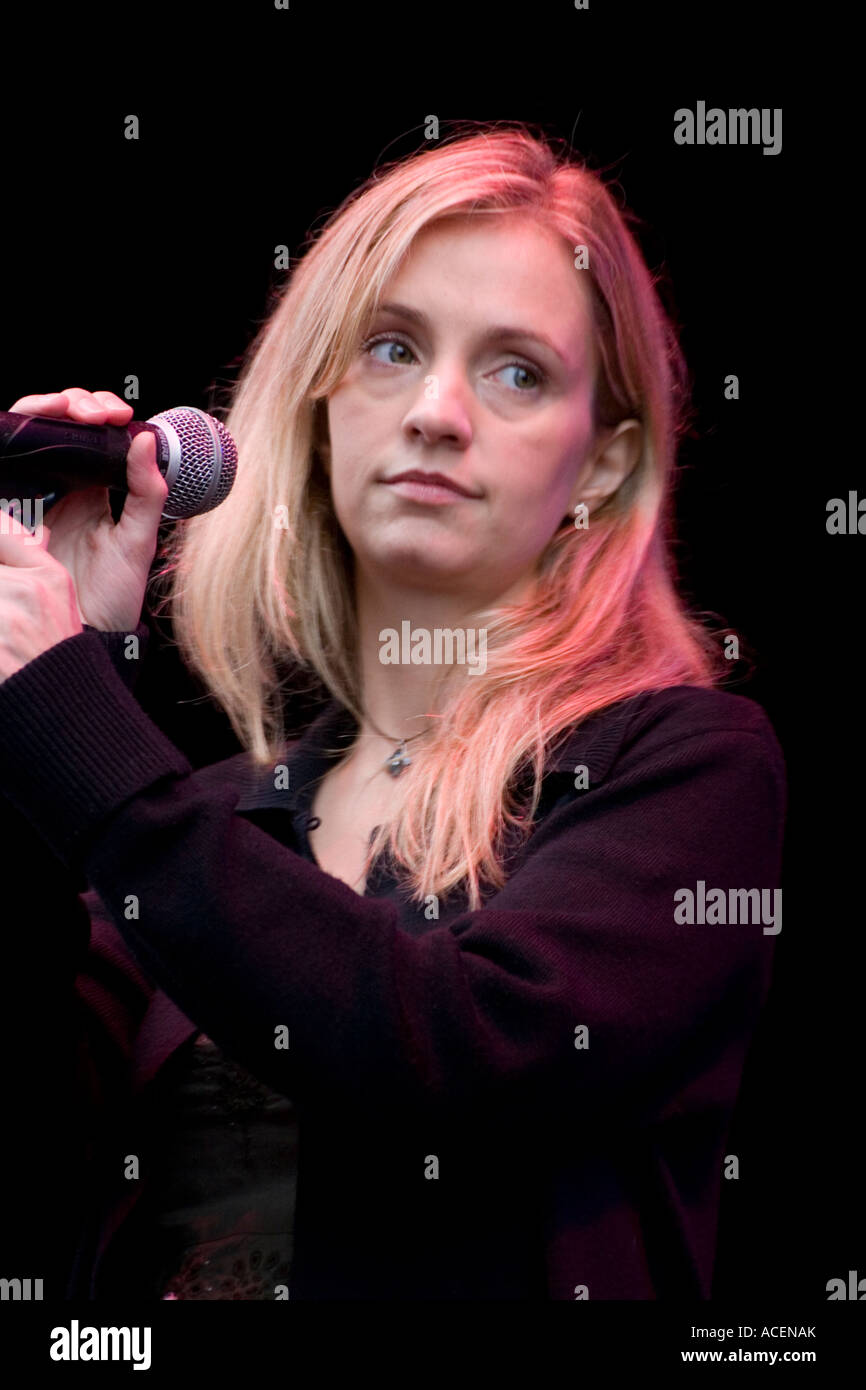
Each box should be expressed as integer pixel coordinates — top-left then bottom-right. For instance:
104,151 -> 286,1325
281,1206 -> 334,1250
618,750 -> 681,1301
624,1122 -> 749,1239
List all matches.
151,122 -> 738,911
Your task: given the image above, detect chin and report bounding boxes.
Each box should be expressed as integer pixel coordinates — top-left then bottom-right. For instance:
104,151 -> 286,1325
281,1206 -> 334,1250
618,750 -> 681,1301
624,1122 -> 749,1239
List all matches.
366,542 -> 476,583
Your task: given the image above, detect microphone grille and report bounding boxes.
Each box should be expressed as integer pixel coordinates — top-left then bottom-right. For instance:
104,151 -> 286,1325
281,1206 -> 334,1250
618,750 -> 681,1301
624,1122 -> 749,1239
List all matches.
147,406 -> 238,520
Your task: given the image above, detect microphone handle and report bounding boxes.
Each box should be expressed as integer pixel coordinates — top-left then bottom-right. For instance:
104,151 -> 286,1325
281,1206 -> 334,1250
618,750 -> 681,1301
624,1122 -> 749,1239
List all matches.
0,412 -> 169,496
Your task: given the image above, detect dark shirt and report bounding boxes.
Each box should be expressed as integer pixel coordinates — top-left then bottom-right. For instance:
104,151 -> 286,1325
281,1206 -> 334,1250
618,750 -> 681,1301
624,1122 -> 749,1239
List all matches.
0,623 -> 787,1299
96,1032 -> 298,1300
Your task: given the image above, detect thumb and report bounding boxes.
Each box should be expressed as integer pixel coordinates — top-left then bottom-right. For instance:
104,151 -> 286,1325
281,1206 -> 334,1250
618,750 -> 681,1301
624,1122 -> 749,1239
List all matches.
117,431 -> 170,545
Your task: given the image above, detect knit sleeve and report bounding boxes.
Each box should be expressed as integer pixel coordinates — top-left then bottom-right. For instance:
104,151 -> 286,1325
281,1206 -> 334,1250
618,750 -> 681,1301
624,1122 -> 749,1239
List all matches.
0,758 -> 156,1291
0,630 -> 786,1131
82,620 -> 150,693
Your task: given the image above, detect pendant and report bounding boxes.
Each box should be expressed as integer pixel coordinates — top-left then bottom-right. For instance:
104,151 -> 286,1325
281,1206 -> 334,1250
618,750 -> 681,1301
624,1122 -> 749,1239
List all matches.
385,744 -> 411,777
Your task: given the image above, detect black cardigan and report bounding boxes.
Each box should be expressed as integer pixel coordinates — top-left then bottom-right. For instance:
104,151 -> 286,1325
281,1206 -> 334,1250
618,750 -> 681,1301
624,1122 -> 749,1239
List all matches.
0,625 -> 786,1299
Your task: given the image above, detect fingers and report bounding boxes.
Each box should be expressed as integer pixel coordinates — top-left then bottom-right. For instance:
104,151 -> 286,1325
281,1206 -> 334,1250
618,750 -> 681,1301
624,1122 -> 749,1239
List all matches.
9,388 -> 134,425
0,504 -> 50,561
63,388 -> 134,424
8,392 -> 71,417
7,389 -> 167,538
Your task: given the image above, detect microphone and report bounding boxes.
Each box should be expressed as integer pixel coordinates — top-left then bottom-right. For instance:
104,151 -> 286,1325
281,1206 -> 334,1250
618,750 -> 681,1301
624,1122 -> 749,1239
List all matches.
0,406 -> 238,520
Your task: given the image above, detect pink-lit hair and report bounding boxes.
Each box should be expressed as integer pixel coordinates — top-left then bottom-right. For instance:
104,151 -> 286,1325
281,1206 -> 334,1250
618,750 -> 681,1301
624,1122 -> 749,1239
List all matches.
152,122 -> 737,909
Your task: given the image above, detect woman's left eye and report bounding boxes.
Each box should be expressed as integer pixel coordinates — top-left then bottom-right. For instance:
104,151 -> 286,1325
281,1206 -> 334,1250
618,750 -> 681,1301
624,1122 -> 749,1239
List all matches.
361,335 -> 546,393
497,361 -> 545,392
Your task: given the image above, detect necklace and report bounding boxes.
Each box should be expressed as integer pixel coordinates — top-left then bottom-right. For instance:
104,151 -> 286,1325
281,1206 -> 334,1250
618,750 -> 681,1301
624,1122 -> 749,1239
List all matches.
358,713 -> 433,779
383,728 -> 428,778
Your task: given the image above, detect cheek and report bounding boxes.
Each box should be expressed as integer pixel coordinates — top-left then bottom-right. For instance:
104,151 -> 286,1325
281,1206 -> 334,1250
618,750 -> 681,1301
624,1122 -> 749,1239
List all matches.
325,392 -> 353,452
328,389 -> 385,469
541,429 -> 593,512
326,407 -> 367,495
501,451 -> 576,521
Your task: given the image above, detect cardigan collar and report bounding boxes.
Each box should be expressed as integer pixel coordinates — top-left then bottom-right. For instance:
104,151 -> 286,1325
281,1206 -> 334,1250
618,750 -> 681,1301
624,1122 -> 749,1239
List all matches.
194,690 -> 648,816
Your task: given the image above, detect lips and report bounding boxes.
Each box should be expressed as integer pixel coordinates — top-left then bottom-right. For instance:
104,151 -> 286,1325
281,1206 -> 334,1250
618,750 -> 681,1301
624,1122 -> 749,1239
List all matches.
383,470 -> 478,497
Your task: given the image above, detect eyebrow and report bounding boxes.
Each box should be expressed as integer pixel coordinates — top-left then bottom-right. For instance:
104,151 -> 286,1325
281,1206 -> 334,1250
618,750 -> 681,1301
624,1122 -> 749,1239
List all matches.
372,300 -> 572,370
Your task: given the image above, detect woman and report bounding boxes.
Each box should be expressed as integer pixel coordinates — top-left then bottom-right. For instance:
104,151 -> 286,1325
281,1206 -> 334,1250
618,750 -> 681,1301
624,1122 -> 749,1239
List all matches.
0,126 -> 786,1300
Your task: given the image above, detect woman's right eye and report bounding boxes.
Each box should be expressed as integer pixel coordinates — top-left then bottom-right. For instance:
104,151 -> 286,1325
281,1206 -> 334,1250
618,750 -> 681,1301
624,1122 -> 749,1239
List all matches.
362,333 -> 416,366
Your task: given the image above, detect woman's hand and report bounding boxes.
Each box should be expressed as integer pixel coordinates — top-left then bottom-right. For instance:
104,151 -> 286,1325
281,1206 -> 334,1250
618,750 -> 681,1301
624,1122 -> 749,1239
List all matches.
2,387 -> 169,633
0,508 -> 85,683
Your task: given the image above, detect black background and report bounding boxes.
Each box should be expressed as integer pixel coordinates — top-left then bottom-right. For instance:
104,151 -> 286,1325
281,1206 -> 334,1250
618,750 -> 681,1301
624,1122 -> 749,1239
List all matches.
1,2 -> 857,1311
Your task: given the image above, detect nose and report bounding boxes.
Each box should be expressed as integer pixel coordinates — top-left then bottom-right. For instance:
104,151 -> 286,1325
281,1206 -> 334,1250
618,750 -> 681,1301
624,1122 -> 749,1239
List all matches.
401,366 -> 473,448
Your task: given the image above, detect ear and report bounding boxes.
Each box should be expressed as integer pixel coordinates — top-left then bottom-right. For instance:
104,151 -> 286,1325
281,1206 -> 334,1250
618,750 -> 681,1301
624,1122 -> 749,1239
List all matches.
566,418 -> 643,519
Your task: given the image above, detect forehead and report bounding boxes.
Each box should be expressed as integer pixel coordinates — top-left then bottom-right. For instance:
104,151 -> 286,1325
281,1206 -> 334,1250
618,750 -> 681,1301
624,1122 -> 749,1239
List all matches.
381,212 -> 593,372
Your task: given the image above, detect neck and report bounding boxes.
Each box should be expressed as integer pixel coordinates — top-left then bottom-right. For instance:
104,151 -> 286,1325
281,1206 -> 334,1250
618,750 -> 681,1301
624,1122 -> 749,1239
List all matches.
348,563 -> 534,772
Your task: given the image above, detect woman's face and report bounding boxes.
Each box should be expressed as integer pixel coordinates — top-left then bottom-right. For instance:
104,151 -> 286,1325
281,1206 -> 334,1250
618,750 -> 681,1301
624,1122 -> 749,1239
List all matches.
325,212 -> 613,606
